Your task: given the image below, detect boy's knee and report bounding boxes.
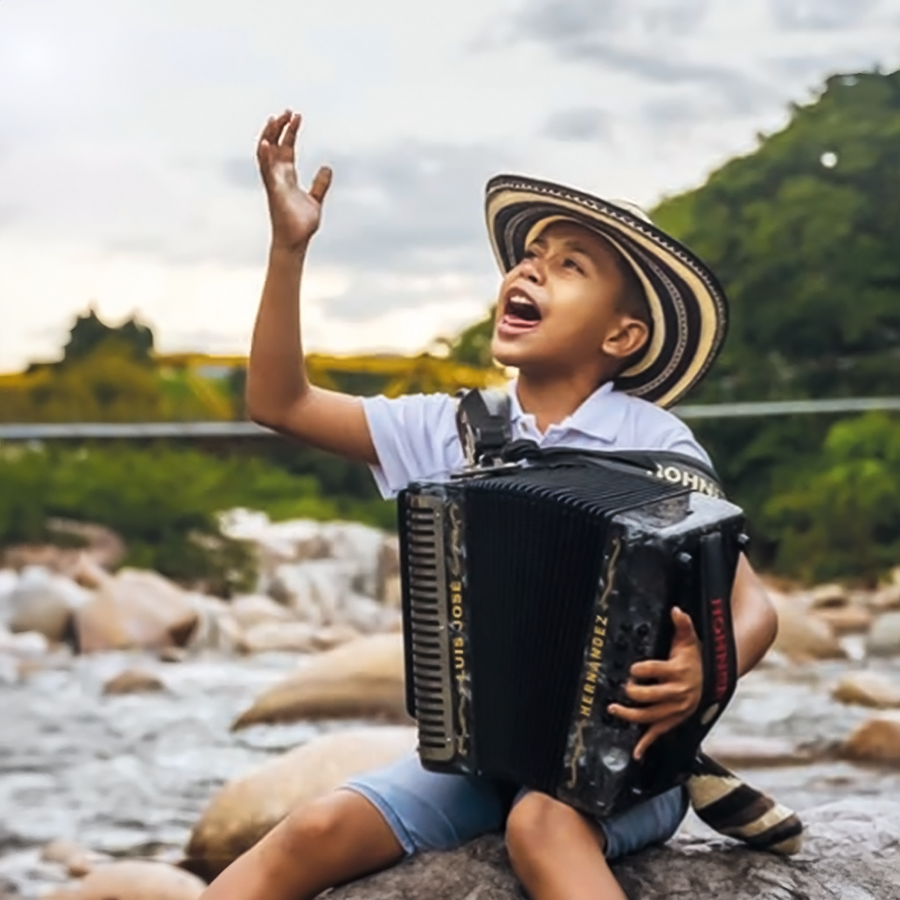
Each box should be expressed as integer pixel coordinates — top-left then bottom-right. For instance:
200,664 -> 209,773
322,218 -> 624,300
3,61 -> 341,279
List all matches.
506,792 -> 588,860
278,793 -> 350,850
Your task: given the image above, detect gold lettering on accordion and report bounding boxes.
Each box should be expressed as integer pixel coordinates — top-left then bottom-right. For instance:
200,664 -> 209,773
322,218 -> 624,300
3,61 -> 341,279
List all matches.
566,538 -> 622,789
446,502 -> 471,756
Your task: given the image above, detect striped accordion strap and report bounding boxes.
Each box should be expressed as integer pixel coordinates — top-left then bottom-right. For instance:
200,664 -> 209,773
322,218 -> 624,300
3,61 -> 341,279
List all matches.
687,752 -> 804,855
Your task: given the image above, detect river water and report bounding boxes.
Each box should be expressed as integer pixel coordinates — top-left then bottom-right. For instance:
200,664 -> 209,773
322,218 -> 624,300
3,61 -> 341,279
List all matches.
1,649 -> 899,898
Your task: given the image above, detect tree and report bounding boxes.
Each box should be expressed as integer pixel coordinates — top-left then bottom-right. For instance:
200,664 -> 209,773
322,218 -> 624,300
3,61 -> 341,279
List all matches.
60,307 -> 155,366
650,69 -> 900,576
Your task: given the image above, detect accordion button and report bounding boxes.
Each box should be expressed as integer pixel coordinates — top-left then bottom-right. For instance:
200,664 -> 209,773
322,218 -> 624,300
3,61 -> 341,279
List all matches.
637,623 -> 650,638
677,552 -> 693,569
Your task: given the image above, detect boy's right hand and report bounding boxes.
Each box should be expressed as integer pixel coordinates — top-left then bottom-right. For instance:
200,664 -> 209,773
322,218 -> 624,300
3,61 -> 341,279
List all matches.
257,110 -> 333,254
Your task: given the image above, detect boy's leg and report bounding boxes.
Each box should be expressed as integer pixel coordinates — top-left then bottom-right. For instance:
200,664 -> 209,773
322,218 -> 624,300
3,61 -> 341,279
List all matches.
200,752 -> 509,900
199,789 -> 403,900
506,786 -> 687,900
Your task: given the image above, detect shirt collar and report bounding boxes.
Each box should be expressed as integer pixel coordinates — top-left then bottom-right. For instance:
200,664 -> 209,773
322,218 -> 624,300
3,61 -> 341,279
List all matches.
507,379 -> 628,442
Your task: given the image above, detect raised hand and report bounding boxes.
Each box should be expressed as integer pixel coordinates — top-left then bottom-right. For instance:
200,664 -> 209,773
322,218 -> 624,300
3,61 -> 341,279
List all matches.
256,110 -> 333,253
608,607 -> 703,761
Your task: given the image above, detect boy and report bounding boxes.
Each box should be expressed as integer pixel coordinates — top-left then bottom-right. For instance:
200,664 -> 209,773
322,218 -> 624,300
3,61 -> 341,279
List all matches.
200,110 -> 778,900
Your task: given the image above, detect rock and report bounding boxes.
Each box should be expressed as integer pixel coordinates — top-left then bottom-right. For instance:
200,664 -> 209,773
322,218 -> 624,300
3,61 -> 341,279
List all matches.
229,595 -> 293,631
0,627 -> 50,658
74,568 -> 199,653
8,567 -> 89,642
319,522 -> 385,598
184,595 -> 243,655
158,647 -> 187,663
0,569 -> 17,622
53,861 -> 206,900
832,671 -> 900,709
701,735 -> 813,767
808,583 -> 850,609
271,563 -> 397,633
102,669 -> 166,695
220,510 -> 328,565
271,559 -> 353,625
3,521 -> 125,578
231,633 -> 407,730
869,581 -> 900,612
376,536 -> 401,605
771,593 -> 846,662
66,852 -> 109,878
41,839 -> 87,866
320,800 -> 900,900
842,711 -> 900,765
239,621 -> 359,654
185,726 -> 416,880
866,612 -> 900,657
813,604 -> 873,635
239,621 -> 318,654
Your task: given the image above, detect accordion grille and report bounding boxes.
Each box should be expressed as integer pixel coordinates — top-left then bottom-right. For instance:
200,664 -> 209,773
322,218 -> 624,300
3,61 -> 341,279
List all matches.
403,496 -> 455,762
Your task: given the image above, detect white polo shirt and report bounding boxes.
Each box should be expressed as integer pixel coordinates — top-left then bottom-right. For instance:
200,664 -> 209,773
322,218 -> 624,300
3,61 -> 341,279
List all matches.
362,381 -> 711,499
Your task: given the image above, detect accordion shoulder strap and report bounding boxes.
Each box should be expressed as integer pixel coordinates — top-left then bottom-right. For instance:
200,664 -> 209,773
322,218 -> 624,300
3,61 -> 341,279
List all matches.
455,388 -> 512,466
456,388 -> 725,498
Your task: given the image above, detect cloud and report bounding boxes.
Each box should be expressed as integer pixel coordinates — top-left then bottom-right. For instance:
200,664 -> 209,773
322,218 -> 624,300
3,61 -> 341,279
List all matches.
542,107 -> 611,142
224,140 -> 513,277
768,0 -> 880,32
514,0 -> 711,42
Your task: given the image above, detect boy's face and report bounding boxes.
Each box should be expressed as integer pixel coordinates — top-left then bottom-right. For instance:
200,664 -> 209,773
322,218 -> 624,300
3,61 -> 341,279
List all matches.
491,221 -> 647,378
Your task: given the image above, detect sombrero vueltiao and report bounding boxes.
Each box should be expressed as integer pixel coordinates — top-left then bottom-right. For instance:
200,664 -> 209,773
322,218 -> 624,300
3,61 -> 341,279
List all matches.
485,174 -> 729,409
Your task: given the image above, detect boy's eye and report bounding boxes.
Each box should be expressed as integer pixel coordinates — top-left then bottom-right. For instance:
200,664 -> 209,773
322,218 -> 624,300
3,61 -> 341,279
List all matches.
563,258 -> 585,274
523,249 -> 537,260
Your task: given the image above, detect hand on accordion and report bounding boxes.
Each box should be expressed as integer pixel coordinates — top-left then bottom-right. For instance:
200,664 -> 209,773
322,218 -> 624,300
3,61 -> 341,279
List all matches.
607,607 -> 703,761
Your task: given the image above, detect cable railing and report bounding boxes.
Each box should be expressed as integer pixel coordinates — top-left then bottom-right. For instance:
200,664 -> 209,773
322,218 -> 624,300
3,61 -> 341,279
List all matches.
1,397 -> 899,441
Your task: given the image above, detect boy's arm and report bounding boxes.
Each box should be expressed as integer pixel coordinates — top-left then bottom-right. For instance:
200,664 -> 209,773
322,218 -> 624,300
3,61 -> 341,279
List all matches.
730,554 -> 779,677
246,110 -> 377,465
611,554 -> 778,759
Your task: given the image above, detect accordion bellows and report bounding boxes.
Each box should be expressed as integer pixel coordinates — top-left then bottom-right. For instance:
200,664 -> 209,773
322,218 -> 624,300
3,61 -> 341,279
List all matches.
399,457 -> 745,818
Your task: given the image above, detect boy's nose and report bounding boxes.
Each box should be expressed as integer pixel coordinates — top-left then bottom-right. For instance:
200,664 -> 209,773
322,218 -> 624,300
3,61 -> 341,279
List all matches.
519,256 -> 544,284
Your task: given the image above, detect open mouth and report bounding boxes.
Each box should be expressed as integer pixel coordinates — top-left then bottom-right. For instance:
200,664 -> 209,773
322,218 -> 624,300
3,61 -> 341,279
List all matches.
500,291 -> 543,332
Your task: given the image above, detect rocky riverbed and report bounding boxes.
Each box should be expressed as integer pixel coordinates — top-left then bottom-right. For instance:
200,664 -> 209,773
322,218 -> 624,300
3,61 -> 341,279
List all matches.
2,516 -> 900,898
0,648 -> 898,898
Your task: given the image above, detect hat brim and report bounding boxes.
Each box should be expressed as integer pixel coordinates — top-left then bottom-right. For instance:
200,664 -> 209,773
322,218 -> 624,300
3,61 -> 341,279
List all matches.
485,174 -> 729,408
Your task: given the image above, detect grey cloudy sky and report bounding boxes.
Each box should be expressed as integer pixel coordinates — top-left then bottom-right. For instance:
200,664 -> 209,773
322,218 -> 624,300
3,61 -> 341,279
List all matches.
1,0 -> 899,369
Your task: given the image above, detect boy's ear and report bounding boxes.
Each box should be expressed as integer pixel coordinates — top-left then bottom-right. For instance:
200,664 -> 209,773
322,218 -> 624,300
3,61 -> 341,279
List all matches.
601,316 -> 650,362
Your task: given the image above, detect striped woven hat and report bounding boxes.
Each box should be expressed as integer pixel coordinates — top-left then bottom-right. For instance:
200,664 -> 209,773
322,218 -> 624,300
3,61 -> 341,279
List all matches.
485,174 -> 729,409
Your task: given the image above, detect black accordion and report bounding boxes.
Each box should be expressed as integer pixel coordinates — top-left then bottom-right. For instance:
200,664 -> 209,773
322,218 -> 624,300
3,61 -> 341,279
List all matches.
399,452 -> 745,818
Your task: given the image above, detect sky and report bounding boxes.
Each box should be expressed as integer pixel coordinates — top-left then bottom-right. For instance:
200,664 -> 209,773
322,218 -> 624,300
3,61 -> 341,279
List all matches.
1,0 -> 899,372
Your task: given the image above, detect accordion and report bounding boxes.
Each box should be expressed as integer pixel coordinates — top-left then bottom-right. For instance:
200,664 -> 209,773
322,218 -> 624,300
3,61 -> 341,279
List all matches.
399,452 -> 746,818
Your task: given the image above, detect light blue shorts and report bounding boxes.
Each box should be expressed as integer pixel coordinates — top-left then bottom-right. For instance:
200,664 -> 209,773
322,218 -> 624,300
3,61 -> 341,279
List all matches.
345,752 -> 687,861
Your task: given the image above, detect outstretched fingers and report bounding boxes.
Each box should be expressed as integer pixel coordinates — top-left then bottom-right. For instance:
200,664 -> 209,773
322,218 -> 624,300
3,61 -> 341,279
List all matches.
260,110 -> 292,147
310,166 -> 333,204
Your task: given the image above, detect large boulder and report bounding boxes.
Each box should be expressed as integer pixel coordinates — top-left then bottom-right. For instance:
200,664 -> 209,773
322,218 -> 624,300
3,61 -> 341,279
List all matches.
185,726 -> 416,880
44,861 -> 205,900
8,567 -> 89,642
322,800 -> 900,900
770,593 -> 845,662
231,633 -> 407,730
74,568 -> 199,653
866,612 -> 900,657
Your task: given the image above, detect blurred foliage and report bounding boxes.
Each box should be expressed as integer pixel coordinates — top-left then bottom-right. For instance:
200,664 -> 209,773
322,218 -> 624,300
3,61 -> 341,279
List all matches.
650,69 -> 900,582
0,443 -> 394,594
758,414 -> 900,583
3,70 -> 900,585
443,307 -> 496,369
